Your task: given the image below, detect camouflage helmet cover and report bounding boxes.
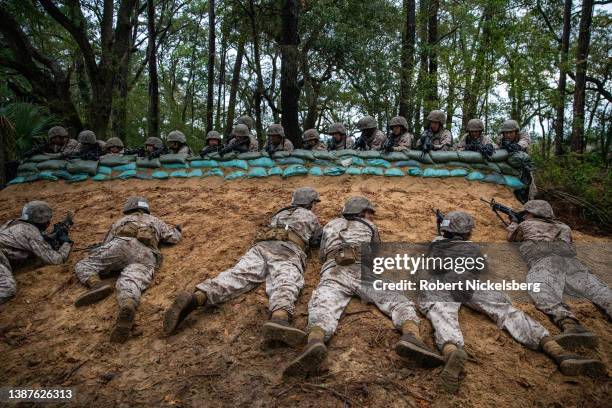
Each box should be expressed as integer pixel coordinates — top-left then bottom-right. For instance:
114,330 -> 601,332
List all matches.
233,124 -> 251,138
291,187 -> 321,206
427,110 -> 446,124
466,119 -> 484,132
21,201 -> 53,224
123,196 -> 151,214
77,130 -> 97,145
145,137 -> 164,149
327,122 -> 347,135
48,126 -> 68,139
522,200 -> 554,219
500,119 -> 520,133
206,130 -> 222,141
389,116 -> 408,129
302,129 -> 320,142
237,115 -> 255,129
105,137 -> 124,149
267,123 -> 285,137
167,130 -> 187,144
357,116 -> 377,130
440,211 -> 475,234
342,196 -> 376,215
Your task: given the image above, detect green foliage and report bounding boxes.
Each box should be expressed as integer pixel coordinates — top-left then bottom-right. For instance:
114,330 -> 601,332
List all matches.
0,102 -> 60,158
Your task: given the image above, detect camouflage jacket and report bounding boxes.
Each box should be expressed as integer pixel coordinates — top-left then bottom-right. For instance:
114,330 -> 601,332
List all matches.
497,132 -> 531,151
361,129 -> 387,151
48,139 -> 81,156
269,206 -> 322,250
506,218 -> 572,243
327,137 -> 355,151
387,131 -> 414,151
265,139 -> 294,153
319,217 -> 381,262
105,213 -> 182,245
456,134 -> 498,151
416,129 -> 452,151
0,220 -> 71,264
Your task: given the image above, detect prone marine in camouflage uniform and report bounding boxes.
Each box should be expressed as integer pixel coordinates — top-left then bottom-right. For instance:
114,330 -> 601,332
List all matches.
354,116 -> 386,151
418,211 -> 604,393
326,123 -> 354,151
74,197 -> 182,343
382,116 -> 413,152
75,130 -> 104,161
236,115 -> 260,152
302,129 -> 327,151
507,200 -> 611,350
105,137 -> 125,155
200,131 -> 224,157
0,201 -> 72,304
265,124 -> 294,154
283,197 -> 436,377
456,119 -> 497,158
25,126 -> 80,159
163,188 -> 322,347
416,110 -> 452,152
167,130 -> 193,155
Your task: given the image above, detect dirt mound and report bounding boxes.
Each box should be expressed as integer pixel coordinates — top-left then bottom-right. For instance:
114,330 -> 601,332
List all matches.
0,177 -> 609,407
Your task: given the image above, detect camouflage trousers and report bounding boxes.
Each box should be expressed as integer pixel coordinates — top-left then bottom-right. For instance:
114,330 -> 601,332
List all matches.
526,255 -> 612,324
419,290 -> 549,350
196,240 -> 306,315
0,251 -> 16,303
308,262 -> 419,341
74,237 -> 158,306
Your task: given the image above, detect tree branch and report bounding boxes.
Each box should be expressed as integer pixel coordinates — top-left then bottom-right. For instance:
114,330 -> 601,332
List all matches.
568,71 -> 612,103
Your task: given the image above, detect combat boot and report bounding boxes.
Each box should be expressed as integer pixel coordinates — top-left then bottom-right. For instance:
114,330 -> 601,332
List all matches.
75,275 -> 113,307
395,320 -> 445,367
283,326 -> 327,378
262,309 -> 306,348
163,290 -> 206,335
110,299 -> 137,343
541,337 -> 606,378
440,343 -> 467,394
552,318 -> 598,350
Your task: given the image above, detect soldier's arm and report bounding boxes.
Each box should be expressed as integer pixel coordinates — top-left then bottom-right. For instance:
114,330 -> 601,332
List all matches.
518,132 -> 531,150
27,234 -> 71,265
285,140 -> 294,153
158,219 -> 182,244
372,133 -> 386,151
393,134 -> 412,151
506,222 -> 523,242
433,131 -> 452,150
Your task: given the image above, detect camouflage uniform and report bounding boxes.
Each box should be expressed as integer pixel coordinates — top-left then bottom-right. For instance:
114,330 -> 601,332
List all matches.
388,132 -> 413,151
456,134 -> 498,151
327,137 -> 355,151
74,212 -> 181,306
416,129 -> 452,151
307,217 -> 419,341
362,129 -> 387,151
48,139 -> 80,156
266,139 -> 294,153
498,132 -> 531,151
195,206 -> 321,315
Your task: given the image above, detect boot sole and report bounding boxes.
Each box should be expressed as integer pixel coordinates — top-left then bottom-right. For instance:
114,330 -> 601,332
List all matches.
283,342 -> 327,378
553,332 -> 598,350
560,359 -> 607,378
440,349 -> 467,394
163,292 -> 194,336
262,322 -> 306,348
75,285 -> 113,307
395,340 -> 445,367
110,305 -> 136,343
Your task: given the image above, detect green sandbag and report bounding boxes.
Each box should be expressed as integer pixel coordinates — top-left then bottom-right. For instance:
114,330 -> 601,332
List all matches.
507,151 -> 533,169
276,157 -> 305,165
18,162 -> 39,173
98,166 -> 112,175
207,151 -> 236,161
283,164 -> 308,178
237,152 -> 263,160
38,171 -> 58,181
498,162 -> 521,176
225,171 -> 247,180
446,161 -> 470,168
456,151 -> 485,163
67,159 -> 98,176
429,151 -> 459,163
269,151 -> 291,158
407,167 -> 422,176
27,154 -> 52,163
381,152 -> 408,161
394,160 -> 421,167
357,151 -> 381,159
52,170 -> 72,180
423,168 -> 451,177
323,166 -> 345,176
313,151 -> 335,160
366,159 -> 391,168
291,149 -> 315,161
152,170 -> 169,179
248,157 -> 275,167
313,159 -> 334,167
67,174 -> 89,183
9,174 -> 39,184
345,167 -> 362,175
114,163 -> 137,171
163,163 -> 189,169
159,154 -> 188,164
268,167 -> 283,176
450,169 -> 469,177
188,169 -> 202,177
469,163 -> 490,171
504,175 -> 526,190
248,167 -> 268,178
336,156 -> 363,167
190,159 -> 218,168
486,162 -> 501,173
170,170 -> 189,178
406,150 -> 434,164
115,169 -> 138,179
335,149 -> 358,157
309,167 -> 323,176
465,171 -> 485,181
92,174 -> 107,181
136,157 -> 161,168
136,173 -> 153,180
37,160 -> 68,171
384,168 -> 405,177
362,167 -> 384,176
489,149 -> 509,162
205,168 -> 224,177
218,159 -> 248,170
482,173 -> 506,185
99,154 -> 136,167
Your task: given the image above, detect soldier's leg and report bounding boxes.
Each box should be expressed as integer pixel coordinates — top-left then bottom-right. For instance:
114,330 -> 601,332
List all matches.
526,257 -> 575,324
0,254 -> 16,304
565,257 -> 612,319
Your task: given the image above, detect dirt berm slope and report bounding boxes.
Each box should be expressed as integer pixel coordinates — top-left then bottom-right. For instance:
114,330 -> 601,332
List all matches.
0,177 -> 610,407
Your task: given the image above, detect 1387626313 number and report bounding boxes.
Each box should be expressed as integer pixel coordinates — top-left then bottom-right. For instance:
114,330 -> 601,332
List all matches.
0,388 -> 75,402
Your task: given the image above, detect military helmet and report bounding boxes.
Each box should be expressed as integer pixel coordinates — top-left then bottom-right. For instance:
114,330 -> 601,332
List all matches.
145,137 -> 164,149
327,122 -> 347,135
291,187 -> 321,206
342,196 -> 376,215
440,211 -> 474,234
21,201 -> 53,224
500,119 -> 520,133
233,124 -> 251,138
167,130 -> 187,144
105,137 -> 124,149
427,110 -> 446,124
389,116 -> 408,129
77,130 -> 97,145
302,129 -> 320,142
466,119 -> 484,132
267,123 -> 285,137
237,115 -> 255,129
48,126 -> 68,139
123,196 -> 151,214
206,130 -> 222,141
522,200 -> 554,219
357,116 -> 377,131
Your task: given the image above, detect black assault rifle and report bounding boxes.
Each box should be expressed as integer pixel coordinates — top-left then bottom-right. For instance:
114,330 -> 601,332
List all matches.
44,212 -> 74,250
433,209 -> 445,235
480,198 -> 524,226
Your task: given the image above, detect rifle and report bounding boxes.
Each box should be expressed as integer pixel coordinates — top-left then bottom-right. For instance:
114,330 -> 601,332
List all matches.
480,198 -> 524,226
44,212 -> 74,250
466,139 -> 494,159
433,209 -> 445,235
382,132 -> 396,153
420,130 -> 433,156
354,135 -> 367,150
220,137 -> 249,156
200,145 -> 222,157
501,139 -> 522,153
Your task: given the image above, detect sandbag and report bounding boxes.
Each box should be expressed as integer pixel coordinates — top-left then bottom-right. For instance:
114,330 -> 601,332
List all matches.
163,163 -> 190,169
309,167 -> 323,176
446,161 -> 470,168
218,159 -> 248,170
115,169 -> 138,179
489,149 -> 509,162
423,168 -> 451,178
38,171 -> 58,181
366,159 -> 391,168
406,150 -> 434,164
136,173 -> 153,180
190,159 -> 219,168
152,171 -> 169,179
268,151 -> 291,158
465,171 -> 485,181
136,157 -> 161,168
91,174 -> 107,181
67,159 -> 98,176
18,162 -> 39,174
205,168 -> 224,177
291,149 -> 315,161
267,167 -> 283,176
276,157 -> 305,165
313,151 -> 335,160
384,168 -> 405,177
159,154 -> 188,164
362,167 -> 384,176
313,159 -> 334,167
381,152 -> 408,161
27,154 -> 53,163
469,163 -> 490,171
357,151 -> 381,159
407,167 -> 422,176
97,166 -> 113,175
335,149 -> 358,157
225,171 -> 247,180
170,170 -> 189,178
207,151 -> 236,161
486,162 -> 501,173
337,156 -> 365,167
323,166 -> 345,176
67,174 -> 89,183
188,169 -> 203,177
282,165 -> 308,178
456,151 -> 485,163
344,166 -> 361,176
507,151 -> 533,169
99,154 -> 136,167
504,175 -> 526,190
8,175 -> 39,185
394,160 -> 421,167
498,162 -> 521,176
248,157 -> 275,167
248,167 -> 268,178
237,151 -> 263,160
449,169 -> 469,177
430,151 -> 459,163
37,160 -> 68,171
113,163 -> 137,172
52,170 -> 73,180
482,173 -> 506,185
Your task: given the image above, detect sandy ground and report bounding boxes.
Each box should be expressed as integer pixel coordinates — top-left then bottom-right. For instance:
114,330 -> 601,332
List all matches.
0,176 -> 610,407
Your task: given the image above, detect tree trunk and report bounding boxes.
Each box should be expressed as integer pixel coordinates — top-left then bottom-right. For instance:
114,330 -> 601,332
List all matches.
248,0 -> 265,143
554,0 -> 572,156
206,0 -> 216,133
147,0 -> 159,139
399,0 -> 416,121
570,0 -> 594,153
414,0 -> 428,132
425,0 -> 439,111
215,32 -> 227,130
280,0 -> 301,147
224,39 -> 245,140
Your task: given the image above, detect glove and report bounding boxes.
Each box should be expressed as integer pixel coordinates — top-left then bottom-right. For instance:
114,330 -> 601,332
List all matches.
175,224 -> 182,232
